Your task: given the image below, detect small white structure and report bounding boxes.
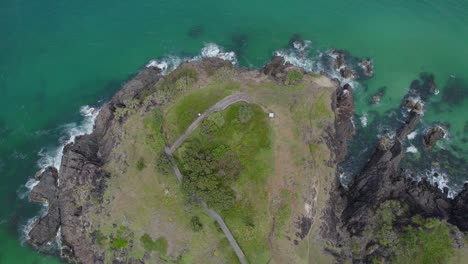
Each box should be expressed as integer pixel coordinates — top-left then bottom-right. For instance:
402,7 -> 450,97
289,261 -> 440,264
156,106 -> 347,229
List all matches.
197,113 -> 201,117
269,112 -> 275,118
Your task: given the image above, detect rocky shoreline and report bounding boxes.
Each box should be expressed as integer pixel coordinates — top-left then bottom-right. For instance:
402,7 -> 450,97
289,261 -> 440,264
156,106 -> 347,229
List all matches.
27,54 -> 468,263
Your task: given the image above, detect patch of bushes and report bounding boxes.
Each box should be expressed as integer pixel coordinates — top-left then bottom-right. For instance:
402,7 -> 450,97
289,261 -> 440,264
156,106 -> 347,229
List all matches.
155,152 -> 172,176
136,157 -> 146,171
374,200 -> 456,264
190,216 -> 203,232
285,69 -> 303,85
393,218 -> 455,264
140,233 -> 168,255
111,227 -> 130,249
179,140 -> 238,211
114,99 -> 140,121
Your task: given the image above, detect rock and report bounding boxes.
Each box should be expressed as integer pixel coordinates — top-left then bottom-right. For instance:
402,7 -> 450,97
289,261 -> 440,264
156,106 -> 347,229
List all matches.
262,56 -> 292,79
30,167 -> 58,203
423,125 -> 446,150
358,59 -> 374,77
339,67 -> 356,79
28,167 -> 60,247
450,184 -> 468,231
332,84 -> 355,162
369,87 -> 385,105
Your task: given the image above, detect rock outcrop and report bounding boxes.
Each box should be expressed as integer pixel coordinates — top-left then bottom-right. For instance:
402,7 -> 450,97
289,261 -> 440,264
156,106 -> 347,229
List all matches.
332,83 -> 355,162
423,125 -> 446,150
29,167 -> 60,247
327,84 -> 468,261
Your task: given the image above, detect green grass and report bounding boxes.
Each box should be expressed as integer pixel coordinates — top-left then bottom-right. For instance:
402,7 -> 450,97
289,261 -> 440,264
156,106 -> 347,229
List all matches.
164,82 -> 237,143
285,69 -> 303,85
309,94 -> 333,120
143,109 -> 165,151
276,189 -> 292,238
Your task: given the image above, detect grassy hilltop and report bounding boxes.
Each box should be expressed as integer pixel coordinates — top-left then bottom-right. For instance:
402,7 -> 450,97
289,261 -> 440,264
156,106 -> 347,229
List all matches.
87,61 -> 338,263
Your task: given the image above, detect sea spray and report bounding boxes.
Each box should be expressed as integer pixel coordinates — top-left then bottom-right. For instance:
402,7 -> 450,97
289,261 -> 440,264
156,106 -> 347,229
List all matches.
37,105 -> 99,174
146,43 -> 237,74
273,41 -> 359,88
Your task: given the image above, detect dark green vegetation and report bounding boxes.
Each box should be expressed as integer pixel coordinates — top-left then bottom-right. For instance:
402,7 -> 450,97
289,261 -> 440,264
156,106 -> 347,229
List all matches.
136,157 -> 146,171
178,103 -> 271,211
190,216 -> 203,232
370,200 -> 457,264
140,234 -> 168,256
285,69 -> 303,85
111,226 -> 130,249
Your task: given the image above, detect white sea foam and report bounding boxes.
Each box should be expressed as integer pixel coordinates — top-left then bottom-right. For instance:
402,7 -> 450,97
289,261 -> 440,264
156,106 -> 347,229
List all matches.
146,43 -> 237,74
37,105 -> 99,173
146,56 -> 183,75
360,113 -> 368,127
198,43 -> 237,63
406,145 -> 418,153
407,131 -> 418,140
273,42 -> 359,88
411,166 -> 456,198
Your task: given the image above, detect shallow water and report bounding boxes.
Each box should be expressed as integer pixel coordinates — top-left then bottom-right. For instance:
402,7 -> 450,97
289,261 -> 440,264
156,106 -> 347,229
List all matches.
1,0 -> 467,262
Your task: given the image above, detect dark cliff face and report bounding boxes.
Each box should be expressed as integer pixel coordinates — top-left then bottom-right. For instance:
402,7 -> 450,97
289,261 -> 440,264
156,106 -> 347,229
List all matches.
28,65 -> 164,263
326,81 -> 468,261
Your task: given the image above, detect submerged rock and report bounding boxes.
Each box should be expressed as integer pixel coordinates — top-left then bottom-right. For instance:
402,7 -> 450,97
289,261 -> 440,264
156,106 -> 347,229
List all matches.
358,59 -> 374,77
369,87 -> 385,105
423,125 -> 446,150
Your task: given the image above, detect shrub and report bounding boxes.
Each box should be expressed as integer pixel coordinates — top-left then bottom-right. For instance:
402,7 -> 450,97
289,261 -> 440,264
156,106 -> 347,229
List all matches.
112,227 -> 129,249
140,234 -> 168,255
393,219 -> 455,264
190,216 -> 203,232
200,119 -> 219,135
156,153 -> 172,176
136,158 -> 145,171
285,69 -> 303,85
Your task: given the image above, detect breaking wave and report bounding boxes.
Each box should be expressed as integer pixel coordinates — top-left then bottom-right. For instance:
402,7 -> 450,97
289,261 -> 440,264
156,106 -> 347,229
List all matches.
146,43 -> 237,74
273,40 -> 360,88
37,105 -> 99,173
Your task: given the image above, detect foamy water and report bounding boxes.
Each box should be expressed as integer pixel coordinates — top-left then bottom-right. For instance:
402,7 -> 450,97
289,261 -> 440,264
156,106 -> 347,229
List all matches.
273,42 -> 359,88
146,43 -> 237,74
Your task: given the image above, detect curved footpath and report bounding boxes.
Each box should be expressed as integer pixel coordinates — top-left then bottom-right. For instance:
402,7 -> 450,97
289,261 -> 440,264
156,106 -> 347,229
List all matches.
165,92 -> 251,264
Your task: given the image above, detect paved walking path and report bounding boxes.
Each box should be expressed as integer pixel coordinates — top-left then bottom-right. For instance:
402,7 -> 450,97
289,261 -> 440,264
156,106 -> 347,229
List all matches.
164,93 -> 251,264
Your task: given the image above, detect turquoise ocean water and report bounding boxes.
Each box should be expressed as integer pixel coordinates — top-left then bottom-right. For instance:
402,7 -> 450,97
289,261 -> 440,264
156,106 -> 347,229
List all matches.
0,0 -> 467,262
